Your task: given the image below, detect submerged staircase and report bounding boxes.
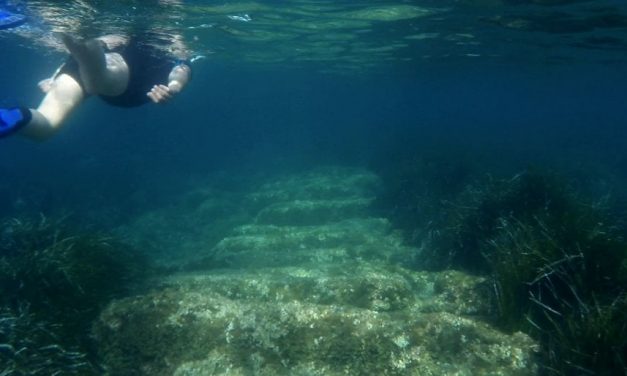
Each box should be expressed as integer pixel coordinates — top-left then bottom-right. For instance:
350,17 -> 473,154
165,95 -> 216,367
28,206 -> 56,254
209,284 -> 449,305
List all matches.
97,167 -> 538,375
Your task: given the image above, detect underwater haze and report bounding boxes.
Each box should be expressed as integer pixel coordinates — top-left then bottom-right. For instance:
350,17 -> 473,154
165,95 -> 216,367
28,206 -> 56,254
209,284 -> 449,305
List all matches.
1,1 -> 627,375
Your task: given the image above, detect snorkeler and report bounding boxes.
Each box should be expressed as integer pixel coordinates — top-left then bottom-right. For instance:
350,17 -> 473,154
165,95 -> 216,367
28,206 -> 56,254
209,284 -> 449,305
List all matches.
0,33 -> 192,141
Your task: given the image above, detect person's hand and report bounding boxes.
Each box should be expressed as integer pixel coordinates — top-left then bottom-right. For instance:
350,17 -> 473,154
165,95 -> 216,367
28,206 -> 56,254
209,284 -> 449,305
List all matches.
147,85 -> 173,104
147,81 -> 182,104
148,63 -> 190,104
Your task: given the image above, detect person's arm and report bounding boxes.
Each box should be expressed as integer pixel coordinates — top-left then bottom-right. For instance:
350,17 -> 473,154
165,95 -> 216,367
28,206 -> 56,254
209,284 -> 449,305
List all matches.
167,63 -> 192,93
147,63 -> 191,104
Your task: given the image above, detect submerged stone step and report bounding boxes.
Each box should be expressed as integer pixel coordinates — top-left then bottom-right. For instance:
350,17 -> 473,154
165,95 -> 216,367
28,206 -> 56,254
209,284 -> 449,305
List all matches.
163,263 -> 490,315
94,265 -> 536,376
216,218 -> 402,254
246,167 -> 381,210
205,218 -> 414,268
255,197 -> 374,226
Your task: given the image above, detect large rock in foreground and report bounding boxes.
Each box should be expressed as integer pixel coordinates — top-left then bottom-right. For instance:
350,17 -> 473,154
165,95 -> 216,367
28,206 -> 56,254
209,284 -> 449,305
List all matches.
94,263 -> 538,376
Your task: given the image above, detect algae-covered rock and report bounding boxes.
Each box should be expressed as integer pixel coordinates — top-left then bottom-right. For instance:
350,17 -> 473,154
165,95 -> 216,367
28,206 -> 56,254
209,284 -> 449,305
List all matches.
176,263 -> 492,317
94,265 -> 535,375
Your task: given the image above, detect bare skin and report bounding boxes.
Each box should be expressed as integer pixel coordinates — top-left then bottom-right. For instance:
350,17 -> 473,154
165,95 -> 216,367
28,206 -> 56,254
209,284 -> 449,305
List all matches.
20,34 -> 191,141
61,34 -> 129,96
148,64 -> 191,103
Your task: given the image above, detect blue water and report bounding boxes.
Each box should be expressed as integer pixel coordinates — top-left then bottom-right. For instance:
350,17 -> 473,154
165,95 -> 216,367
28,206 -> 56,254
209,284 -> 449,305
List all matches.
1,1 -> 627,374
2,49 -> 626,220
1,2 -> 626,184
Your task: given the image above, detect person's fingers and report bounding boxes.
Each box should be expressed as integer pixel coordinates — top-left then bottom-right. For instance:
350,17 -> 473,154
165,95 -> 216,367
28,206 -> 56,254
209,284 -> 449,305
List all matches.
147,91 -> 159,103
147,87 -> 160,102
147,85 -> 173,103
155,85 -> 172,100
147,89 -> 165,103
